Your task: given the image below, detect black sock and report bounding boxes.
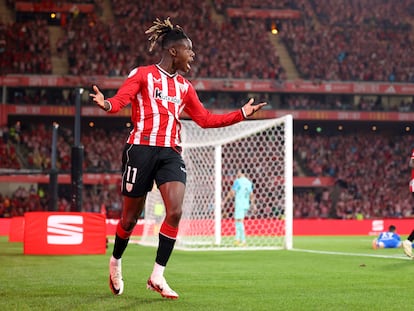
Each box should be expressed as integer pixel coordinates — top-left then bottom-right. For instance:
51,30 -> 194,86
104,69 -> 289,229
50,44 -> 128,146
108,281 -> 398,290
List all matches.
407,230 -> 414,242
155,233 -> 176,266
112,233 -> 129,259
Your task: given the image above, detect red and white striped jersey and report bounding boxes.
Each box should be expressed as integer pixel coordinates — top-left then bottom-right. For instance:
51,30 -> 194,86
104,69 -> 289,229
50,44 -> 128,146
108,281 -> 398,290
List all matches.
107,65 -> 244,147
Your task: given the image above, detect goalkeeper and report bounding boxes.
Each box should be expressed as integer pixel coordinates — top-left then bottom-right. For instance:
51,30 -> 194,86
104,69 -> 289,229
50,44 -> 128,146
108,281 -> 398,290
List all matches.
223,170 -> 255,246
90,17 -> 266,300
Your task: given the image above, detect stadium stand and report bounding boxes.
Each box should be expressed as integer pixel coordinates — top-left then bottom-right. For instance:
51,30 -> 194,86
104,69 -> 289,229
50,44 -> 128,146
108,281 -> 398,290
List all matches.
2,0 -> 414,81
294,133 -> 414,218
53,0 -> 285,79
1,0 -> 414,219
0,19 -> 52,74
280,0 -> 414,82
2,121 -> 414,220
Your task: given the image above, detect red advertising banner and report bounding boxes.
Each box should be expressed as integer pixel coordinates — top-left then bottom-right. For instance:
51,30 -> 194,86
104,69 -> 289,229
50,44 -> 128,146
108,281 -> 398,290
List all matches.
107,218 -> 414,237
106,218 -> 143,236
1,218 -> 11,236
15,2 -> 94,13
0,173 -> 121,185
226,8 -> 301,19
24,212 -> 106,255
4,104 -> 414,121
0,173 -> 331,187
1,217 -> 413,238
293,177 -> 334,187
2,75 -> 414,95
9,216 -> 24,242
293,219 -> 414,236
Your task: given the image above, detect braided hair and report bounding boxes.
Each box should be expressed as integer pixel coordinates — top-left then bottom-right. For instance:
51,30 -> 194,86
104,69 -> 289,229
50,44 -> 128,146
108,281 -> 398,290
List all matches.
145,17 -> 189,53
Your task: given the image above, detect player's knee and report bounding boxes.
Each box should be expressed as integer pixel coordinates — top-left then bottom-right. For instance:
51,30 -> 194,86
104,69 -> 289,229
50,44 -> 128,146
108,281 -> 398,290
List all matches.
121,218 -> 137,232
166,207 -> 182,225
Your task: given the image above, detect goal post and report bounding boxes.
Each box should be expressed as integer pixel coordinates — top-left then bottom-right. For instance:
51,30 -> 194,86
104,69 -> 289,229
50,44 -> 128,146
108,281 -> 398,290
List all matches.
140,115 -> 293,250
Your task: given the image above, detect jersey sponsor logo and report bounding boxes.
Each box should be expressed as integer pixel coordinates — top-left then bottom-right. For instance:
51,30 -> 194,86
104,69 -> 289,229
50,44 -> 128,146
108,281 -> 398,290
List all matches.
371,219 -> 384,232
47,215 -> 83,245
154,88 -> 182,105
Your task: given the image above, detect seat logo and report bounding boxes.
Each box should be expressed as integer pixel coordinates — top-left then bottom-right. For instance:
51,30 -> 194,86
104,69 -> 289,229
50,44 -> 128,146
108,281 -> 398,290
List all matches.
371,219 -> 384,232
47,215 -> 84,245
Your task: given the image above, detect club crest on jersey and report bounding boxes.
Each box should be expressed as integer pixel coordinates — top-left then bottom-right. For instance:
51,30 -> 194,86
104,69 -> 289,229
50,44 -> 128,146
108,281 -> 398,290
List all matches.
154,88 -> 182,104
126,182 -> 133,192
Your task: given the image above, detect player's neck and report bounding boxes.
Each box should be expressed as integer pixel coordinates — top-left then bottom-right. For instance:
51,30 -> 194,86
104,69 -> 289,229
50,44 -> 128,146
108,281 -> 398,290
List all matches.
157,59 -> 176,75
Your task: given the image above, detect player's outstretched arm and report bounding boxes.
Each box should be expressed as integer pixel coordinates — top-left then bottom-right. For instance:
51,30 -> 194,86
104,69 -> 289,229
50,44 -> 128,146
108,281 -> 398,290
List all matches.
242,98 -> 267,118
90,85 -> 110,111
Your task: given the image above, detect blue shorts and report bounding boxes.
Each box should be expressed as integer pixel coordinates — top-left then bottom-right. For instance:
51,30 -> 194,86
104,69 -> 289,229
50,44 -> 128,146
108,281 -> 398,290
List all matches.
379,239 -> 401,248
121,144 -> 187,197
235,207 -> 249,220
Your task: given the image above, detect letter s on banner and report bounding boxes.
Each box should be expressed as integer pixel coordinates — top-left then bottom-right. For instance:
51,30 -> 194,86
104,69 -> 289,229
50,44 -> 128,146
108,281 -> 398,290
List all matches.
47,215 -> 83,245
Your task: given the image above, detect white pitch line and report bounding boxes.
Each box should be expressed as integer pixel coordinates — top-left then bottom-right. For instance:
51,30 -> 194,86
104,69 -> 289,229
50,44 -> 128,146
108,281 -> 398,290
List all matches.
291,248 -> 413,260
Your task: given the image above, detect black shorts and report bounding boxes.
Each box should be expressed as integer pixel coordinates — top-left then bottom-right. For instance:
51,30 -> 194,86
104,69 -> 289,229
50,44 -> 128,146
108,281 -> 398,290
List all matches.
121,144 -> 187,197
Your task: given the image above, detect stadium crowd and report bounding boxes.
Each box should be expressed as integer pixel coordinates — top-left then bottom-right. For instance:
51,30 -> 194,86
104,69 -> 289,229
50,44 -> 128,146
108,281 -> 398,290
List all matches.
2,122 -> 414,220
3,0 -> 414,81
2,0 -> 414,219
0,182 -> 123,219
280,0 -> 414,82
0,19 -> 52,74
294,133 -> 414,219
54,0 -> 285,80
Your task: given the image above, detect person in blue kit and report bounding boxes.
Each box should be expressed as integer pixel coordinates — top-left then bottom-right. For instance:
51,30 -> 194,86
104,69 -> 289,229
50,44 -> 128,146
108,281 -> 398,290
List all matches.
222,170 -> 255,246
372,225 -> 401,249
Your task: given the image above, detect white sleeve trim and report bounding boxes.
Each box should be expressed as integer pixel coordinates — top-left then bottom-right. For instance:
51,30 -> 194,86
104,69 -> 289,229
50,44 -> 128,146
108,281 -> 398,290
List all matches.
241,107 -> 247,118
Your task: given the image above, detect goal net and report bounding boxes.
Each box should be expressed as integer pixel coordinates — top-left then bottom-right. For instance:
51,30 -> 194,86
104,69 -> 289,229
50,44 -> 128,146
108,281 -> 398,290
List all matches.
140,115 -> 293,250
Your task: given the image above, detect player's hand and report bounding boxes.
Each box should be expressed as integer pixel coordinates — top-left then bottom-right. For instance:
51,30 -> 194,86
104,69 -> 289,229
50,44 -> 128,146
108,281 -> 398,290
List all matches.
242,98 -> 267,118
89,85 -> 106,110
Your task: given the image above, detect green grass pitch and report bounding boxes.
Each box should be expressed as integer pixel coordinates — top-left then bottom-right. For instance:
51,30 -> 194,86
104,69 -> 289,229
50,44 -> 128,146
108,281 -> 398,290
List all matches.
1,235 -> 413,311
